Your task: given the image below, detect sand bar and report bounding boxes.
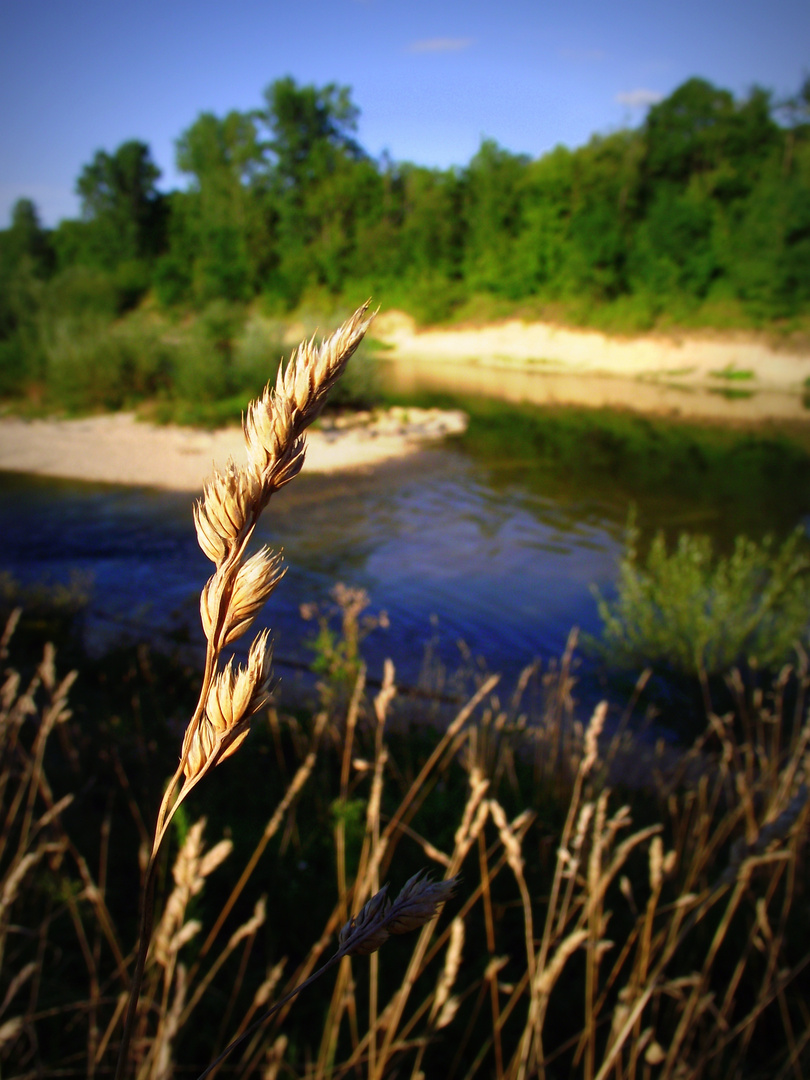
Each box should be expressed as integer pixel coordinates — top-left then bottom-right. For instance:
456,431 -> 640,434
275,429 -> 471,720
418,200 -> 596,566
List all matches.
3,314 -> 810,490
0,408 -> 468,492
374,310 -> 810,426
375,311 -> 810,389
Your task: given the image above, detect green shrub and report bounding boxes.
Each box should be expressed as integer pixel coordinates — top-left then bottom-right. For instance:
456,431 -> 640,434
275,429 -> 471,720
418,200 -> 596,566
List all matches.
111,259 -> 151,312
43,315 -> 173,412
591,517 -> 810,677
44,265 -> 120,320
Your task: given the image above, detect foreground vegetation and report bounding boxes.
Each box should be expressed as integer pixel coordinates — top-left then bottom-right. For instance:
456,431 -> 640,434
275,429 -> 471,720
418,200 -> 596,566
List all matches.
2,308 -> 810,1080
2,578 -> 809,1078
2,71 -> 810,412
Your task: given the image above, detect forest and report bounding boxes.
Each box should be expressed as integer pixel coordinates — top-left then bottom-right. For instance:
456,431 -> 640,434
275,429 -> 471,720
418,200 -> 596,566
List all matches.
1,73 -> 810,406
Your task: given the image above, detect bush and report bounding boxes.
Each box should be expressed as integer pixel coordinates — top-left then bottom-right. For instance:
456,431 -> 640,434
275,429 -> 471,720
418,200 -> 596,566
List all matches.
591,517 -> 810,678
43,315 -> 173,412
169,300 -> 248,404
44,265 -> 120,320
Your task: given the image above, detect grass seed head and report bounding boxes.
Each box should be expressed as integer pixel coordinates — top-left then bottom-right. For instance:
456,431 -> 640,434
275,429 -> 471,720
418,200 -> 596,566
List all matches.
183,632 -> 275,779
339,872 -> 459,957
194,302 -> 375,568
218,548 -> 286,647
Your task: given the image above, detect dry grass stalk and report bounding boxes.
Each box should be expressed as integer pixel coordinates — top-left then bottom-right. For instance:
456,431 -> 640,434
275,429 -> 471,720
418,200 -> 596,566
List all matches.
165,302 -> 374,827
197,710 -> 327,960
0,615 -> 128,1075
115,303 -> 375,1080
195,871 -> 458,1080
108,299 -> 465,1079
6,585 -> 809,1077
338,871 -> 459,957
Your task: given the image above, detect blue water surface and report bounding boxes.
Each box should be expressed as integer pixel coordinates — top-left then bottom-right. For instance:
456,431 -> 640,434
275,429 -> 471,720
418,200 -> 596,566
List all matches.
0,446 -> 622,695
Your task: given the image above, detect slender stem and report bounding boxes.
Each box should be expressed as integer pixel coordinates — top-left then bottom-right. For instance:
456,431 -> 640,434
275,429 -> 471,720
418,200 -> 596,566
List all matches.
113,853 -> 160,1080
113,662 -> 214,1079
195,949 -> 345,1080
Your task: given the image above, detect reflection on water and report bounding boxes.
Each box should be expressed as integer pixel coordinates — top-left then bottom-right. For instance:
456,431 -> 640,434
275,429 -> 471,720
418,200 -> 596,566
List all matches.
381,356 -> 810,424
0,450 -> 623,692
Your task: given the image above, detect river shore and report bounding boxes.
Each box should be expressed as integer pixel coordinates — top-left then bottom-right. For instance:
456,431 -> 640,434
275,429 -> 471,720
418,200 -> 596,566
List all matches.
0,407 -> 467,492
2,312 -> 810,491
373,310 -> 810,426
374,310 -> 810,390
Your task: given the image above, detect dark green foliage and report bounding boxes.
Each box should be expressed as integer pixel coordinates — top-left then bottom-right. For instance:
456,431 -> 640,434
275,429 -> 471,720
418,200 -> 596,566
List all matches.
75,139 -> 167,268
173,110 -> 268,304
261,76 -> 365,190
2,73 -> 810,413
3,198 -> 54,277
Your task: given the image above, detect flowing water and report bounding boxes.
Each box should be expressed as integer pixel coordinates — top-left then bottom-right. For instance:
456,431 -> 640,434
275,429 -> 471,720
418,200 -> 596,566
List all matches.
0,450 -> 623,698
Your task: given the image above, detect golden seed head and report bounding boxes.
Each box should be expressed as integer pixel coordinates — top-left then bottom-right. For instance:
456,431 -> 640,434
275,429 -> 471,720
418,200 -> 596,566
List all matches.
184,305 -> 374,781
195,461 -> 262,565
226,549 -> 286,647
183,631 -> 275,779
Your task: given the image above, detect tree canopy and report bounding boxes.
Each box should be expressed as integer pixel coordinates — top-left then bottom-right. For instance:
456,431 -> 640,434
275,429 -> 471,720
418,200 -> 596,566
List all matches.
3,74 -> 809,333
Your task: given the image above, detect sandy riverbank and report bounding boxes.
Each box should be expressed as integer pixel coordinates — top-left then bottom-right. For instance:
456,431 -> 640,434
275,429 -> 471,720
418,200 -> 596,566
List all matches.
0,408 -> 468,492
3,313 -> 810,491
375,311 -> 810,389
373,310 -> 810,425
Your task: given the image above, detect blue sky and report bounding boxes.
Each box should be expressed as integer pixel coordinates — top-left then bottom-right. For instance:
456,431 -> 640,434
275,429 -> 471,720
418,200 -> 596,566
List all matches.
1,0 -> 808,226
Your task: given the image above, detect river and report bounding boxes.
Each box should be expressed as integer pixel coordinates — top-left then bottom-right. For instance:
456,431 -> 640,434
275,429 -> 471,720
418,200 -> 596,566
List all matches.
2,358 -> 809,716
0,448 -> 621,700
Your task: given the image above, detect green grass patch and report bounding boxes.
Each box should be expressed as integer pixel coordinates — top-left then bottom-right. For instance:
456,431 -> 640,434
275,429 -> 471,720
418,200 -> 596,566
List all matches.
710,365 -> 755,381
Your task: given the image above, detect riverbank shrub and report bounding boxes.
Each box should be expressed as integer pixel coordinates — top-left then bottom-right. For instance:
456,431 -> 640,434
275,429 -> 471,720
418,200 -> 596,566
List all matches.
0,299 -> 383,422
591,518 -> 810,678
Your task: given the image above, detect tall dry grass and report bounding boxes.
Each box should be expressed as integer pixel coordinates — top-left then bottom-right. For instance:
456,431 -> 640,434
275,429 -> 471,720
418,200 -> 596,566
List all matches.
0,303 -> 809,1078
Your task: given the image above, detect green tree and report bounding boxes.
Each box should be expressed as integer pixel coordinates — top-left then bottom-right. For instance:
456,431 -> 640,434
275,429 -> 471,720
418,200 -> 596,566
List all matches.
261,77 -> 364,191
387,164 -> 466,319
258,78 -> 370,302
461,139 -> 530,297
643,78 -> 736,186
76,140 -> 166,266
557,131 -> 642,301
642,79 -> 779,200
0,201 -> 52,392
173,110 -> 268,303
3,199 -> 53,277
628,187 -> 716,301
512,146 -> 575,296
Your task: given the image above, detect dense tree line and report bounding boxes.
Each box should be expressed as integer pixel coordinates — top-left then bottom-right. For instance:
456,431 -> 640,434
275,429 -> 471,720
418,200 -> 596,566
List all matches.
1,74 -> 809,399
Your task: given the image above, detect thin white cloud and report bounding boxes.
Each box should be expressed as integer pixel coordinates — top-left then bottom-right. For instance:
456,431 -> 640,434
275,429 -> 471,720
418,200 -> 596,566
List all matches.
408,38 -> 474,54
616,88 -> 663,108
